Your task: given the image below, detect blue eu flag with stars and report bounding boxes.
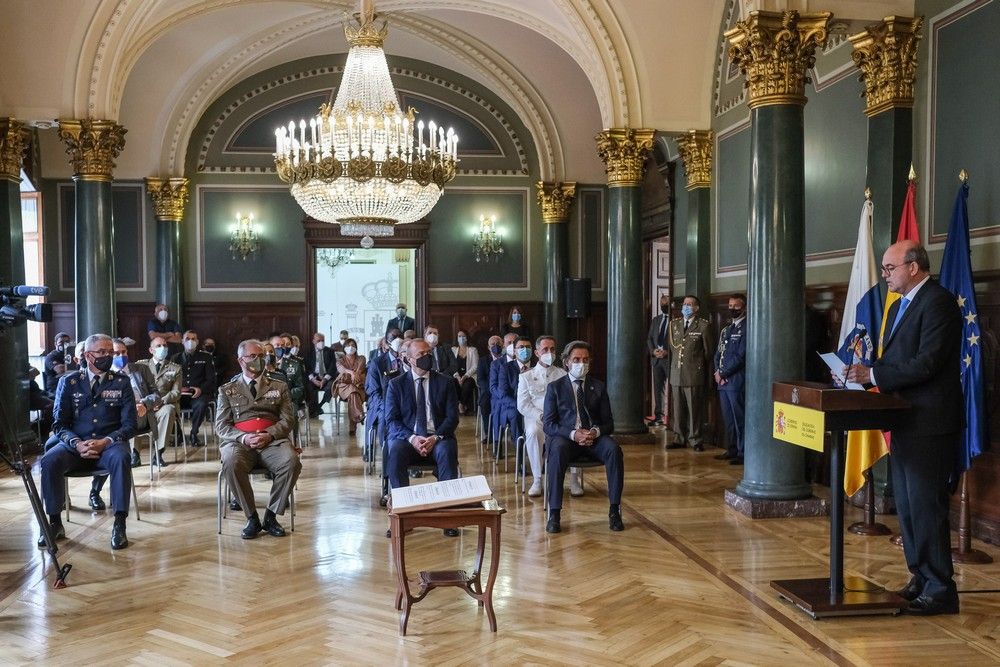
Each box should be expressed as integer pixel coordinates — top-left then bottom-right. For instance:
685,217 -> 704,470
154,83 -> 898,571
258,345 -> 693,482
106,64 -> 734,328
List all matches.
938,179 -> 985,479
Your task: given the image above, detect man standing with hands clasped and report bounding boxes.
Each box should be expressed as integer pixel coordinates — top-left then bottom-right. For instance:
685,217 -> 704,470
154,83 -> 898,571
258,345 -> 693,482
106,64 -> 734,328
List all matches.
845,240 -> 963,616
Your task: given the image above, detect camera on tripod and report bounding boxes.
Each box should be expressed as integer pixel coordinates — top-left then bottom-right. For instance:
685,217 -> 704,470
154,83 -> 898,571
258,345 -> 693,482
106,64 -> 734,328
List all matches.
0,284 -> 52,327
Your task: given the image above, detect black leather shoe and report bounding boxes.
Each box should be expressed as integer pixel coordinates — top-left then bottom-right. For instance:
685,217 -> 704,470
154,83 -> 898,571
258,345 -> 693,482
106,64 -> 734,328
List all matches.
729,457 -> 744,465
545,516 -> 561,534
665,442 -> 685,450
609,510 -> 625,532
111,521 -> 129,550
153,451 -> 169,467
229,498 -> 242,512
714,452 -> 733,460
897,578 -> 924,602
89,491 -> 106,511
262,516 -> 286,537
409,469 -> 423,478
692,443 -> 704,452
241,515 -> 262,539
37,522 -> 66,548
905,594 -> 959,616
378,494 -> 388,508
130,449 -> 142,468
190,433 -> 202,448
443,528 -> 459,537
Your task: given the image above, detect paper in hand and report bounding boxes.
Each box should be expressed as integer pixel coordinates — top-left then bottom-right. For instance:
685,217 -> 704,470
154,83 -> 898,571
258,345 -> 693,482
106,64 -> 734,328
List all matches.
817,352 -> 864,391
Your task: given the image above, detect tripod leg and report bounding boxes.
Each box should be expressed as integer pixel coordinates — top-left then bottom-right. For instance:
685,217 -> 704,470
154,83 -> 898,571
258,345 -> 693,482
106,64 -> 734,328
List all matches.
15,457 -> 71,588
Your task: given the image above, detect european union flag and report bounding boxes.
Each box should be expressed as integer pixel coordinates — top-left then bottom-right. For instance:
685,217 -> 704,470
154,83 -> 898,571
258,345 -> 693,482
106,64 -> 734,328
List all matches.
938,180 -> 985,478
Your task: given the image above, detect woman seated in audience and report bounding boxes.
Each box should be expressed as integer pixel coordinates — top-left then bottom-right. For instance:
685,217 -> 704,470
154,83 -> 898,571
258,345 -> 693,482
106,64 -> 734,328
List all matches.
333,338 -> 367,435
451,329 -> 479,415
502,305 -> 531,341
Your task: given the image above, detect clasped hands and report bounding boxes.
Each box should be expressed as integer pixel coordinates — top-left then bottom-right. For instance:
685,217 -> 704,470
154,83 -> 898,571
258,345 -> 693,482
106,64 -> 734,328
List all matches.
714,370 -> 727,386
76,437 -> 111,459
243,431 -> 274,449
652,348 -> 666,359
573,428 -> 599,446
410,434 -> 439,456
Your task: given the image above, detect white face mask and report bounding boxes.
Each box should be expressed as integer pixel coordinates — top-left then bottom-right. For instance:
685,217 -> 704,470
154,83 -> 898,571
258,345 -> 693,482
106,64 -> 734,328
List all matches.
390,338 -> 402,352
315,341 -> 325,350
156,310 -> 168,322
505,343 -> 515,358
152,346 -> 169,361
344,346 -> 356,355
290,346 -> 299,356
183,340 -> 197,352
425,333 -> 438,345
540,352 -> 555,366
568,362 -> 589,380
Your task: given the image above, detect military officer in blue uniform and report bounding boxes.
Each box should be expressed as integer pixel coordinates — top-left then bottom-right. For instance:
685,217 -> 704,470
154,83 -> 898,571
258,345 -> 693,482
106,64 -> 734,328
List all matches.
38,333 -> 138,550
713,294 -> 747,464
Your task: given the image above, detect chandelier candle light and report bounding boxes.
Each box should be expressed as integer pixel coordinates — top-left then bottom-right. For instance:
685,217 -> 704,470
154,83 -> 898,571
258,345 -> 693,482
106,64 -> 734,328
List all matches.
274,0 -> 458,248
473,214 -> 503,263
230,212 -> 261,261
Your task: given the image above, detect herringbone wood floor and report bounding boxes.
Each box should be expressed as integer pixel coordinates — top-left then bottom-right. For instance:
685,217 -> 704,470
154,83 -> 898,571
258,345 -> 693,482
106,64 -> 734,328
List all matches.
2,413 -> 999,666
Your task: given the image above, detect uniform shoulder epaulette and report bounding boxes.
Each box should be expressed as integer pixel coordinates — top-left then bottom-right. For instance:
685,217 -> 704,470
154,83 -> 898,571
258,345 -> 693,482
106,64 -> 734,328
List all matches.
264,372 -> 289,387
222,376 -> 242,391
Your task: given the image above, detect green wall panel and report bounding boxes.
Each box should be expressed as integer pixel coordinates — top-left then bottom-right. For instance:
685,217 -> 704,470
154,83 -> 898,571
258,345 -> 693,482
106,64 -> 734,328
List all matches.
578,188 -> 606,292
716,126 -> 751,270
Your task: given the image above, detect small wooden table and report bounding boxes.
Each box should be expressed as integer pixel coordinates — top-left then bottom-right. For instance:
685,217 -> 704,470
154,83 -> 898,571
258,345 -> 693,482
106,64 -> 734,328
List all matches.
388,499 -> 506,635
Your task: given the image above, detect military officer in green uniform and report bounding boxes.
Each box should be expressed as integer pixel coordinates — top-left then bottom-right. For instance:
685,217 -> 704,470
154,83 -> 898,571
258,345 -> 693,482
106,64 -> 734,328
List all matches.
666,295 -> 713,451
273,333 -> 305,410
217,339 -> 302,540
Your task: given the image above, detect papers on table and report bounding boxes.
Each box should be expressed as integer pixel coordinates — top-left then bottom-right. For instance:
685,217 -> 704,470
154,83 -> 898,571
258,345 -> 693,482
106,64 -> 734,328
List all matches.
390,475 -> 494,513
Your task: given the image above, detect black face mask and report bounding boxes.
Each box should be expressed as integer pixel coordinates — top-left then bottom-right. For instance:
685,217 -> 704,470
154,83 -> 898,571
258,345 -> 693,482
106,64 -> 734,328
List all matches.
264,353 -> 276,366
414,355 -> 434,372
660,304 -> 670,314
204,345 -> 215,353
92,355 -> 114,373
729,308 -> 743,320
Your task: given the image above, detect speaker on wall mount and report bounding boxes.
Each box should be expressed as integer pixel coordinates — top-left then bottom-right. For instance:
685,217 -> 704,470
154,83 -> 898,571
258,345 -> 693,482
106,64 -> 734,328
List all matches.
565,278 -> 591,319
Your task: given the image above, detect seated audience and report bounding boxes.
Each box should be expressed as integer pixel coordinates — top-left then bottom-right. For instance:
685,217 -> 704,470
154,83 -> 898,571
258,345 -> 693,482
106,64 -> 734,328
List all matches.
332,329 -> 349,355
477,335 -> 503,441
202,337 -> 227,386
543,340 -> 625,534
502,305 -> 532,341
452,329 -> 479,415
136,336 -> 182,465
171,330 -> 216,447
113,337 -> 160,467
28,365 -> 54,437
42,331 -> 75,395
424,325 -> 456,375
489,332 -> 519,444
517,335 -> 567,497
275,333 -> 306,413
304,332 -> 336,416
365,328 -> 403,447
216,339 -> 302,539
289,335 -> 303,360
402,329 -> 416,340
334,337 -> 367,435
38,333 -> 137,551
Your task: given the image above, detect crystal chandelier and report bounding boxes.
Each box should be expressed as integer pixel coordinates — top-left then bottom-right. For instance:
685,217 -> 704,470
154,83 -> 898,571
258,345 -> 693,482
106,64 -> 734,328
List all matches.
274,1 -> 458,247
472,214 -> 503,263
316,247 -> 355,274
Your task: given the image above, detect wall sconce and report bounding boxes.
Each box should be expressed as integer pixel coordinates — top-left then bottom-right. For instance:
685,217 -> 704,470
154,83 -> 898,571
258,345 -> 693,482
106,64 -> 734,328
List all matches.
472,214 -> 503,263
230,211 -> 261,261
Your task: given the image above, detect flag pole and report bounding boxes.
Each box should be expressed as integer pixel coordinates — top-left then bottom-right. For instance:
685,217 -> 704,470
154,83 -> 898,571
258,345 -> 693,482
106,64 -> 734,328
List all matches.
848,468 -> 890,535
951,472 -> 992,563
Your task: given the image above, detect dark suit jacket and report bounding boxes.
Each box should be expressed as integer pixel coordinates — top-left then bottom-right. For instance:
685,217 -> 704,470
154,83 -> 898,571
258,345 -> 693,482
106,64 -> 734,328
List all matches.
543,375 -> 615,441
121,362 -> 158,432
494,358 -> 525,413
429,344 -> 457,375
170,350 -> 217,396
713,318 -> 746,393
365,350 -> 403,413
874,278 -> 964,437
646,313 -> 670,371
477,355 -> 498,401
385,315 -> 416,336
385,370 -> 458,442
303,347 -> 337,379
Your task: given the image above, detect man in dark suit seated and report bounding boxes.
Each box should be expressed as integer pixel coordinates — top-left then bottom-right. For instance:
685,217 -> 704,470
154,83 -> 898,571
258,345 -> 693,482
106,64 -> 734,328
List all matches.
542,340 -> 625,534
384,338 -> 460,537
846,241 -> 963,616
488,332 -> 519,445
304,332 -> 337,416
477,335 -> 503,442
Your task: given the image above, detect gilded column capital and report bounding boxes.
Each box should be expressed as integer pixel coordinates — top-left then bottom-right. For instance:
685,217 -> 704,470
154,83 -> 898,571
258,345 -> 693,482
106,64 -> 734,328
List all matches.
675,130 -> 714,190
849,16 -> 923,117
57,119 -> 126,181
0,118 -> 30,182
725,10 -> 832,109
595,128 -> 655,187
146,177 -> 190,221
536,181 -> 577,223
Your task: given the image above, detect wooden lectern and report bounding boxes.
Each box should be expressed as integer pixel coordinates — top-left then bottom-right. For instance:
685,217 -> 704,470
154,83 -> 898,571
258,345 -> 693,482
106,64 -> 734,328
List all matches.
769,381 -> 910,619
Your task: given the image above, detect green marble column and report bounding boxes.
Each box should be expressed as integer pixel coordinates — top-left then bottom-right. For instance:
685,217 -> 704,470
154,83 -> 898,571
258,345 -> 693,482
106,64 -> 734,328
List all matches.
537,182 -> 575,346
675,130 -> 713,306
597,129 -> 654,435
147,177 -> 189,321
58,119 -> 126,339
0,118 -> 34,445
726,11 -> 831,503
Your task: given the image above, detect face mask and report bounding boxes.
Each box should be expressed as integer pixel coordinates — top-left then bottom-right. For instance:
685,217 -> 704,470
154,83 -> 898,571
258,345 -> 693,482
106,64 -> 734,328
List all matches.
344,346 -> 356,355
397,308 -> 406,318
156,310 -> 168,322
457,336 -> 467,346
112,355 -> 128,370
568,362 -> 589,380
245,357 -> 265,377
681,305 -> 694,318
315,341 -> 325,350
505,343 -> 514,357
183,340 -> 197,352
389,338 -> 402,352
729,308 -> 743,320
489,344 -> 501,356
204,345 -> 215,353
92,354 -> 114,373
516,348 -> 531,362
56,343 -> 67,353
414,355 -> 433,372
660,304 -> 670,314
425,333 -> 438,345
540,352 -> 555,366
264,353 -> 276,366
274,347 -> 285,359
290,346 -> 299,356
153,346 -> 169,361
511,312 -> 521,323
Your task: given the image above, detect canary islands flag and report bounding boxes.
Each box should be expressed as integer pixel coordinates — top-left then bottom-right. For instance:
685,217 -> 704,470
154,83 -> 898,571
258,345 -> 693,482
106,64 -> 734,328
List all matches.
938,179 -> 985,481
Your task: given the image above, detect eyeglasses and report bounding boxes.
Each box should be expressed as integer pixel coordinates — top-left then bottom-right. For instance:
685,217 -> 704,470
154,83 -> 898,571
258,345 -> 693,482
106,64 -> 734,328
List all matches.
88,349 -> 113,357
880,260 -> 914,275
240,353 -> 265,360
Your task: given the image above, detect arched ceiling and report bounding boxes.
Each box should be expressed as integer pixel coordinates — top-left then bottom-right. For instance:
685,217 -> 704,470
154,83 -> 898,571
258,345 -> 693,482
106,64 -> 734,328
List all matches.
2,0 -> 732,183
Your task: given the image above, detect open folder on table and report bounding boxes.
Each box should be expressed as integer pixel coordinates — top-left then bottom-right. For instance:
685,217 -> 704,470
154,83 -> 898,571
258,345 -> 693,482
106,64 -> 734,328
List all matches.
390,475 -> 494,513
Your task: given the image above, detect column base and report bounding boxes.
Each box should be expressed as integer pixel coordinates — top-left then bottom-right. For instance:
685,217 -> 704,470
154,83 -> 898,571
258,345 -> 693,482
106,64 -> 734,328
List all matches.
615,431 -> 656,445
724,489 -> 829,519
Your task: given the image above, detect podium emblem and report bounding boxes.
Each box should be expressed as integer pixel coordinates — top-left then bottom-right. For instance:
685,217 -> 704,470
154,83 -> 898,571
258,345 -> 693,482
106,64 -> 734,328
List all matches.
791,387 -> 800,405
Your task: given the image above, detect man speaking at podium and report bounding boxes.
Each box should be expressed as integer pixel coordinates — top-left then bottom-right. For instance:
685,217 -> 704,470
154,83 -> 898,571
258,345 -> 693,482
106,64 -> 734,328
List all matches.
846,240 -> 963,616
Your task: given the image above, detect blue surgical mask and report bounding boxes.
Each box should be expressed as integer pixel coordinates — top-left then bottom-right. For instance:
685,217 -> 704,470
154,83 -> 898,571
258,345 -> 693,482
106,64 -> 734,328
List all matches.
516,348 -> 531,362
511,312 -> 521,322
275,347 -> 285,359
457,336 -> 467,346
153,346 -> 169,361
681,305 -> 694,318
112,354 -> 127,370
489,344 -> 501,356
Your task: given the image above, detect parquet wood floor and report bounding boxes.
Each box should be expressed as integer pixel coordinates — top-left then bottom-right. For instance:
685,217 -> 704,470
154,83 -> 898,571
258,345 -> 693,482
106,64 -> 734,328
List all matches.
1,414 -> 999,666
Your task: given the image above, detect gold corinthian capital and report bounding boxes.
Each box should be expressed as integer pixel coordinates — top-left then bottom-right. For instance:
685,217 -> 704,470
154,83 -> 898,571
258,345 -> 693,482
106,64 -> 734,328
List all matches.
57,119 -> 127,181
725,11 -> 832,109
849,16 -> 923,117
146,177 -> 190,221
536,182 -> 577,223
0,118 -> 30,182
675,130 -> 713,190
595,128 -> 655,188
